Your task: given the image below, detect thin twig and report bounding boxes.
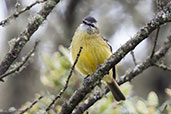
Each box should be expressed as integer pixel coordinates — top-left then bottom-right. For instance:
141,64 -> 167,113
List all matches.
46,47 -> 83,112
19,95 -> 44,114
130,50 -> 137,66
150,27 -> 160,58
0,0 -> 46,27
0,41 -> 39,82
161,104 -> 168,114
154,63 -> 171,71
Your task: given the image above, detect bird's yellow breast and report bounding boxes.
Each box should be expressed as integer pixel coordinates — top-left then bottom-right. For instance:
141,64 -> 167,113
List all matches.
71,31 -> 111,76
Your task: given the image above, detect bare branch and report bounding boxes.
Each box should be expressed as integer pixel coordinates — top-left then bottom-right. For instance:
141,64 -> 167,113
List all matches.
19,95 -> 43,114
0,0 -> 46,27
154,63 -> 171,71
0,0 -> 60,77
0,41 -> 39,82
150,27 -> 160,58
59,3 -> 171,114
73,35 -> 171,114
46,47 -> 83,112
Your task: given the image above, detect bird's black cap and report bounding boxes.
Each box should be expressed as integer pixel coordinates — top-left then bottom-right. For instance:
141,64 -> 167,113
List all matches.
83,16 -> 97,23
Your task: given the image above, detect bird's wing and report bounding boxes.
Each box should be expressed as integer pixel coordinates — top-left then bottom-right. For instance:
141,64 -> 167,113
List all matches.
102,38 -> 112,52
102,37 -> 116,79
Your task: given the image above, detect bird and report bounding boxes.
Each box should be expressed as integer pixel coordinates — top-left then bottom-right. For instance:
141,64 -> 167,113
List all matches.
70,16 -> 125,101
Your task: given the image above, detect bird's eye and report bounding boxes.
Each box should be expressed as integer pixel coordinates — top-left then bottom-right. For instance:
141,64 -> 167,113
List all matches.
90,24 -> 95,28
82,20 -> 87,25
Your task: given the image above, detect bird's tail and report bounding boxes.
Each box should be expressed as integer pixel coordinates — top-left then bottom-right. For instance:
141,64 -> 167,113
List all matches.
107,80 -> 125,101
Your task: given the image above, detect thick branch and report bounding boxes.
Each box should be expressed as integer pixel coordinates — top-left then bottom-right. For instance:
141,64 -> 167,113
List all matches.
130,50 -> 137,65
0,0 -> 60,76
59,3 -> 171,114
73,35 -> 171,114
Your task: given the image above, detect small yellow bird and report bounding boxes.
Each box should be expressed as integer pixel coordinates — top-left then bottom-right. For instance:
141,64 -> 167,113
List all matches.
71,16 -> 125,101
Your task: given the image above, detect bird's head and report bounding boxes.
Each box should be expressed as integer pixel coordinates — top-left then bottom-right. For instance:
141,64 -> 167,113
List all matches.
77,16 -> 99,34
